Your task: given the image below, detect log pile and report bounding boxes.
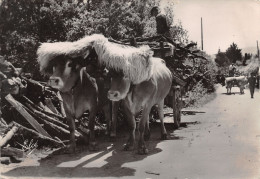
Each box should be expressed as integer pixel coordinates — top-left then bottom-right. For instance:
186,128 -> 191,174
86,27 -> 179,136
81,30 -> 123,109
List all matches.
0,58 -> 106,164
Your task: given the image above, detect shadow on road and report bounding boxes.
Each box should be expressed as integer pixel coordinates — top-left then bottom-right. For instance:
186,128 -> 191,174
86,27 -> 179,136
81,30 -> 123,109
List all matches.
2,122 -> 198,178
221,92 -> 245,95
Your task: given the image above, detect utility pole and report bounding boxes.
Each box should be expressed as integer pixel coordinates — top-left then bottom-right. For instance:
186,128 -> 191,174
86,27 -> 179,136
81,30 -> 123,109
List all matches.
257,40 -> 259,60
201,17 -> 204,51
257,40 -> 260,89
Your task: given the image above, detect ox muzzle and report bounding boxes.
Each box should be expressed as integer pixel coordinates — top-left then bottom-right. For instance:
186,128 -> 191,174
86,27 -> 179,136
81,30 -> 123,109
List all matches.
48,76 -> 64,90
107,90 -> 121,101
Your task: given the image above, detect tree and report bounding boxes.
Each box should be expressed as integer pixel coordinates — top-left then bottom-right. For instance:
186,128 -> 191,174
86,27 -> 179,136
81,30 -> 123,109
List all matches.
225,42 -> 242,63
0,0 -> 190,79
0,0 -> 83,79
215,49 -> 230,67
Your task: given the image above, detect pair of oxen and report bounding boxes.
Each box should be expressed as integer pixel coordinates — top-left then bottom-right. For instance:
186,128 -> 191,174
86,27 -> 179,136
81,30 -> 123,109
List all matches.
37,34 -> 173,154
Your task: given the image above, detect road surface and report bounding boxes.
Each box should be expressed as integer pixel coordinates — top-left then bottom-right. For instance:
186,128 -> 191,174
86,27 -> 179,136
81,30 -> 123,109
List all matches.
1,85 -> 260,179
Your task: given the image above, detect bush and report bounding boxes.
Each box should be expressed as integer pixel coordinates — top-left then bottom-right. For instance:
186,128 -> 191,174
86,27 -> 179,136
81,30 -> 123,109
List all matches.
184,81 -> 215,108
238,57 -> 259,75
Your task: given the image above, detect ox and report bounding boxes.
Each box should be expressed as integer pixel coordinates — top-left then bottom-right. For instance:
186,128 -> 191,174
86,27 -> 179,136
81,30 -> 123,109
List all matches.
37,51 -> 113,152
225,76 -> 248,94
107,58 -> 172,154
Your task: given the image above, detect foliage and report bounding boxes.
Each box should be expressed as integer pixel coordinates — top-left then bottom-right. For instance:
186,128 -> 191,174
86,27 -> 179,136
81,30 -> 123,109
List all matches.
182,52 -> 217,93
215,50 -> 230,67
184,81 -> 207,107
0,0 -> 216,109
170,22 -> 189,44
0,0 -> 190,78
238,57 -> 259,75
0,0 -> 76,79
243,53 -> 253,66
225,42 -> 242,63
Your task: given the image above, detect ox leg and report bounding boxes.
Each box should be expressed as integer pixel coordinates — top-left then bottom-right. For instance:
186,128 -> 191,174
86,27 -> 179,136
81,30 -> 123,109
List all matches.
123,106 -> 136,151
66,116 -> 76,153
158,100 -> 167,140
138,107 -> 150,155
110,101 -> 119,141
103,103 -> 111,136
88,109 -> 98,151
240,86 -> 244,94
144,120 -> 150,141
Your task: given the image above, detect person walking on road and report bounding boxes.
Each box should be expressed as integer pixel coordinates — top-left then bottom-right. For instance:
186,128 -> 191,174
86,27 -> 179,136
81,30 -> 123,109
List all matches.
248,73 -> 256,98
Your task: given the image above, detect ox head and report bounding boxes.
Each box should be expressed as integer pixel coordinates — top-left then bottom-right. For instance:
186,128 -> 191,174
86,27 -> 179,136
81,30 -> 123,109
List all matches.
107,70 -> 131,101
46,55 -> 84,93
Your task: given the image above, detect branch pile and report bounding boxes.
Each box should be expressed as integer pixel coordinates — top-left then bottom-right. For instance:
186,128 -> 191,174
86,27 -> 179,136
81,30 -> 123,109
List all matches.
112,35 -> 216,95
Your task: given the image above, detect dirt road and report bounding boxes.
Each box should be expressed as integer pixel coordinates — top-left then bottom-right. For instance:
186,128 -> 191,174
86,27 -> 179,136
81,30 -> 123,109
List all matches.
1,85 -> 260,179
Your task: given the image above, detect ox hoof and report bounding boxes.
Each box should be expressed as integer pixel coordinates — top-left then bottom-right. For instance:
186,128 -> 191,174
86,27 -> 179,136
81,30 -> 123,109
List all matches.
161,133 -> 168,140
144,132 -> 151,141
137,146 -> 149,155
123,143 -> 134,151
89,142 -> 99,151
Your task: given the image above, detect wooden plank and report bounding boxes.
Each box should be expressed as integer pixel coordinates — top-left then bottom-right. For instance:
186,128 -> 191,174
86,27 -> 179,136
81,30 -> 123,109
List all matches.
5,94 -> 51,138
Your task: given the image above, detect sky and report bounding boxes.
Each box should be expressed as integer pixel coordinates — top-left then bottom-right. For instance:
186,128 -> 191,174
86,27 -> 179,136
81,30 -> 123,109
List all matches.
161,0 -> 260,55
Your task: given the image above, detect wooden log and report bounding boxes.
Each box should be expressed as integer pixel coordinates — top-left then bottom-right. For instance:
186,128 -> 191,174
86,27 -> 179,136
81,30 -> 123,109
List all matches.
23,104 -> 70,139
12,122 -> 64,146
23,104 -> 82,140
21,96 -> 65,121
0,157 -> 11,164
1,147 -> 24,158
0,118 -> 8,127
0,125 -> 18,148
25,103 -> 69,130
24,104 -> 82,138
5,94 -> 51,138
38,101 -> 54,114
44,98 -> 61,115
